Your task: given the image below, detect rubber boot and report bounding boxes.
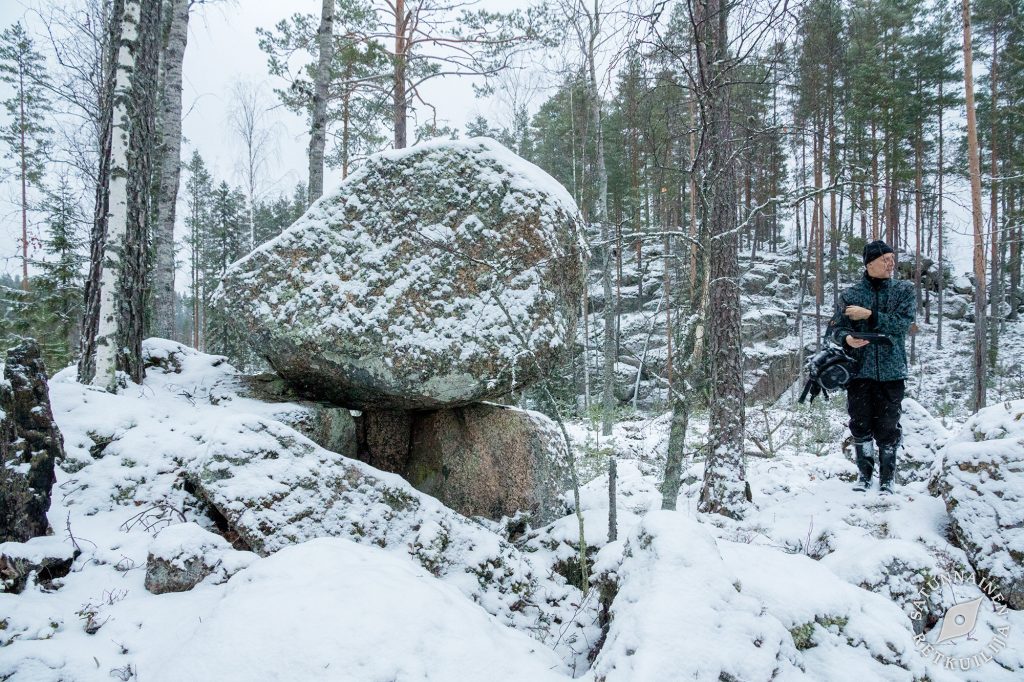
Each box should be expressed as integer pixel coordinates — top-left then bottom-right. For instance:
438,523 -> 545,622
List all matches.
853,440 -> 874,491
878,442 -> 898,494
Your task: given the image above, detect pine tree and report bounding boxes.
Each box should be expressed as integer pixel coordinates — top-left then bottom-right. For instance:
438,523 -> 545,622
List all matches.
0,22 -> 53,292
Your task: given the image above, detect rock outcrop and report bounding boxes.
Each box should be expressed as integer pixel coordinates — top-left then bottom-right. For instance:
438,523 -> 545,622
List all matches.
1,340 -> 65,543
220,138 -> 586,410
929,400 -> 1024,610
182,414 -> 561,628
145,522 -> 256,594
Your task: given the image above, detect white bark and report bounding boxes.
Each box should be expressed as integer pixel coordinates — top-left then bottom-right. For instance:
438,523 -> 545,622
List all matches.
93,0 -> 137,389
308,0 -> 334,203
153,0 -> 189,339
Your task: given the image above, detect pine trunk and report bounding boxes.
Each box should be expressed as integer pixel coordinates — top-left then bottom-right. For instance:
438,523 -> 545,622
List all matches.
962,0 -> 987,411
937,80 -> 945,349
152,0 -> 189,340
697,0 -> 748,520
988,21 -> 1000,366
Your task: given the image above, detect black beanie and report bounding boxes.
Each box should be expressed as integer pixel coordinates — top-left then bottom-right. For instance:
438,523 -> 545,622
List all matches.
863,240 -> 894,265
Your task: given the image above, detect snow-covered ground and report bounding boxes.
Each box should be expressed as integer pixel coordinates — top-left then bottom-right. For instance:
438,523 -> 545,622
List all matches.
2,310 -> 1023,680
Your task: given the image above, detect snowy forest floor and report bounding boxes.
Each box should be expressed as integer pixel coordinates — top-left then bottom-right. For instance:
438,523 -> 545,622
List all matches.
2,312 -> 1023,681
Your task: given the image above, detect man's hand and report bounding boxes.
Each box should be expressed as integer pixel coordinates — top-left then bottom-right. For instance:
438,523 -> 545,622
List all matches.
844,305 -> 872,321
846,335 -> 870,348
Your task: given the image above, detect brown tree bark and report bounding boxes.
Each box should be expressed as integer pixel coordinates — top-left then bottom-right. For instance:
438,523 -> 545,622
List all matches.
695,0 -> 749,520
963,0 -> 987,411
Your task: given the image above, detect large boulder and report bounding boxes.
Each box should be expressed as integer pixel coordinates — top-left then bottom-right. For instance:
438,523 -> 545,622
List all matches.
405,403 -> 571,525
1,340 -> 65,543
928,400 -> 1024,610
220,138 -> 586,410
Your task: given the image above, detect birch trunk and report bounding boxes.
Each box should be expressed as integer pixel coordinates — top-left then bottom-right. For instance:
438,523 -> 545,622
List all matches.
79,0 -> 123,385
393,0 -> 408,149
152,0 -> 189,339
91,0 -> 132,389
308,0 -> 334,203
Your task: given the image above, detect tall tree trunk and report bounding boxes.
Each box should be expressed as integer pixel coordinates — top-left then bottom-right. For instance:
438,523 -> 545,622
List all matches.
79,0 -> 125,385
937,79 -> 945,349
696,0 -> 748,520
308,0 -> 334,203
871,120 -> 879,239
90,0 -> 160,388
963,0 -> 987,411
584,3 -> 614,441
393,0 -> 408,149
988,19 -> 1000,367
153,0 -> 189,340
912,115 -> 923,364
19,69 -> 29,291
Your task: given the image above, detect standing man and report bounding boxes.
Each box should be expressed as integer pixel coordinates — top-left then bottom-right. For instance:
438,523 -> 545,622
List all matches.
828,240 -> 916,494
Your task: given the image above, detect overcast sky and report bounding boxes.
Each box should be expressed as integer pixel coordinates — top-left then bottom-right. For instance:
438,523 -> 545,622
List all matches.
0,0 -> 544,281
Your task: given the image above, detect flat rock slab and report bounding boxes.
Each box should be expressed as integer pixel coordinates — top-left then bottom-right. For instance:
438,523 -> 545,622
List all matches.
182,413 -> 561,629
220,137 -> 586,410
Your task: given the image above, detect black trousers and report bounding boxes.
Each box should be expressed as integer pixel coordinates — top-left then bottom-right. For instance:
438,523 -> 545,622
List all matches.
846,379 -> 905,447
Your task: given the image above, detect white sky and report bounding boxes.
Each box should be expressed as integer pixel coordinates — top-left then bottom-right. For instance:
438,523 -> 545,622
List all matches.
0,0 -> 541,282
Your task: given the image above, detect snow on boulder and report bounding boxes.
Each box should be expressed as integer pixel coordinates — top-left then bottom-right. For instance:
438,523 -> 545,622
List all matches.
929,399 -> 1024,610
899,398 -> 950,483
585,511 -> 927,681
0,535 -> 77,594
218,137 -> 586,410
145,522 -> 256,594
149,538 -> 567,682
183,413 -> 575,633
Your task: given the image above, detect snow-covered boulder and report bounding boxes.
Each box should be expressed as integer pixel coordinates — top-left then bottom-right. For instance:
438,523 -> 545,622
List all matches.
406,402 -> 571,525
145,522 -> 256,594
586,512 -> 927,681
183,413 -> 572,630
952,274 -> 974,295
899,398 -> 950,483
929,400 -> 1024,610
219,137 -> 586,410
1,339 -> 64,543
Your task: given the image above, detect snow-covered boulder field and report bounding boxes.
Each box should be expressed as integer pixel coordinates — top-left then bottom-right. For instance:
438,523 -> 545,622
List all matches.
219,137 -> 587,410
929,399 -> 1024,610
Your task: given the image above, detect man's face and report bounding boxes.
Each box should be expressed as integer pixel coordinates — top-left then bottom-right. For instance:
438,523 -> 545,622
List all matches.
867,252 -> 895,279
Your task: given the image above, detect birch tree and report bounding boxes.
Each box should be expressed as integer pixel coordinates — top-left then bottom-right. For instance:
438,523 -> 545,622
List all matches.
83,0 -> 162,389
152,0 -> 190,339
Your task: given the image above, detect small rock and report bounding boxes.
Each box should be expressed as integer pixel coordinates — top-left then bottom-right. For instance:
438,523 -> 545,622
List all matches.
145,522 -> 256,594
